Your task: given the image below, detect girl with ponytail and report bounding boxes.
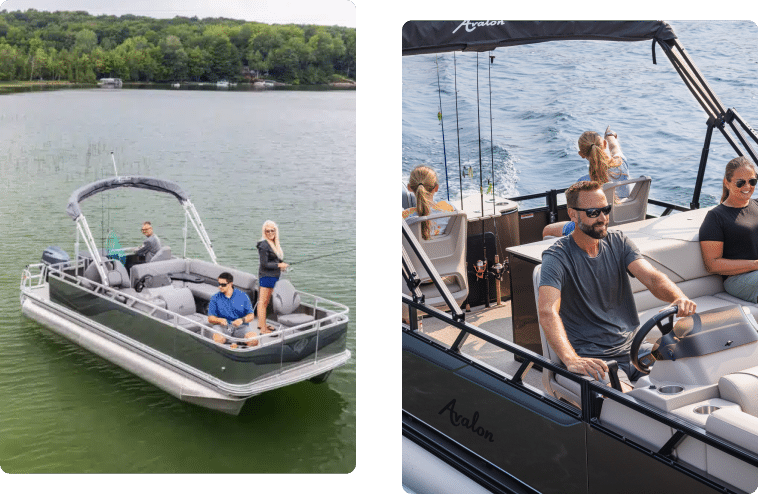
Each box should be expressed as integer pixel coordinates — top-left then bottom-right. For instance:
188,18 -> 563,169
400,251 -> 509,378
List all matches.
402,165 -> 455,239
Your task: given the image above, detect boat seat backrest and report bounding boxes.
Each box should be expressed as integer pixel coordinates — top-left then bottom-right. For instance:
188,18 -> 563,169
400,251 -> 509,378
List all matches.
82,259 -> 130,289
150,286 -> 196,317
603,176 -> 651,226
402,210 -> 468,310
402,182 -> 416,209
149,245 -> 172,263
187,260 -> 258,293
130,259 -> 188,289
272,279 -> 301,315
718,367 -> 758,418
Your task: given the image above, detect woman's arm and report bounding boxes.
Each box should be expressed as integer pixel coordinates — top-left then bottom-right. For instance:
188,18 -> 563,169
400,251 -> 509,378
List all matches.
700,240 -> 758,276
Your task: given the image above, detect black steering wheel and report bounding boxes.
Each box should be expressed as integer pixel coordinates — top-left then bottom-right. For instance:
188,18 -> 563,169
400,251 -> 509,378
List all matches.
630,305 -> 679,374
134,274 -> 152,293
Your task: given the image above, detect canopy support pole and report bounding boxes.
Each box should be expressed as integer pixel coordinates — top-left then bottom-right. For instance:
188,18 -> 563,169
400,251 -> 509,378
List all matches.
76,215 -> 109,286
691,118 -> 715,210
725,109 -> 758,165
182,200 -> 218,264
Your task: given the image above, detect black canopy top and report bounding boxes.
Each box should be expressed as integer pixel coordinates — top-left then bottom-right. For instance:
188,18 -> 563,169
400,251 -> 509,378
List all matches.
66,176 -> 190,220
402,21 -> 677,56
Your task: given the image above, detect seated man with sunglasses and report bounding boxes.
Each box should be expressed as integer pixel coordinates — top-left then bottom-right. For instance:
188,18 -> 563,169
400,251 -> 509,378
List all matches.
538,181 -> 696,390
207,272 -> 258,347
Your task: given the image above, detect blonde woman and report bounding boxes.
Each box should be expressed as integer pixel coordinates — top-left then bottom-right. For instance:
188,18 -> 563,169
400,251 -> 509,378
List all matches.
543,126 -> 631,238
402,165 -> 455,239
256,220 -> 288,334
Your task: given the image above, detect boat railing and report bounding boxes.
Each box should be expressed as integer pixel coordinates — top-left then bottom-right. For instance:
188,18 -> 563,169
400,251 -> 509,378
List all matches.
20,263 -> 49,292
32,261 -> 348,350
402,296 -> 758,471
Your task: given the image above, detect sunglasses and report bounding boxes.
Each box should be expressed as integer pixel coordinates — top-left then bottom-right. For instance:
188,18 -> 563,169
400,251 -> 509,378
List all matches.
733,178 -> 758,188
218,282 -> 229,287
572,205 -> 612,218
265,229 -> 276,233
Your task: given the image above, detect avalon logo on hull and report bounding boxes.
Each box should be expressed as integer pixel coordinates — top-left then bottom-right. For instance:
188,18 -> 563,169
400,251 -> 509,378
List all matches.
438,398 -> 494,443
453,20 -> 506,34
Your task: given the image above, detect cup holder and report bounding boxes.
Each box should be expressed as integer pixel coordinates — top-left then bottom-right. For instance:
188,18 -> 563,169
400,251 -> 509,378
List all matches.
694,406 -> 721,415
658,385 -> 684,395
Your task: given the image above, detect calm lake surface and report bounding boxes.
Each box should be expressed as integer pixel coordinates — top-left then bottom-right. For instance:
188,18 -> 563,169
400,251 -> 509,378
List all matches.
403,21 -> 758,212
0,89 -> 355,473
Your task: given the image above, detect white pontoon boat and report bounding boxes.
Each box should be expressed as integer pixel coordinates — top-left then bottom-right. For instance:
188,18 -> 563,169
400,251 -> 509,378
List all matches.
20,176 -> 350,415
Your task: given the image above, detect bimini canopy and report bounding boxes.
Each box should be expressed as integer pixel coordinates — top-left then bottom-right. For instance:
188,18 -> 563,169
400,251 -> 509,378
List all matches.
402,21 -> 677,56
66,176 -> 190,220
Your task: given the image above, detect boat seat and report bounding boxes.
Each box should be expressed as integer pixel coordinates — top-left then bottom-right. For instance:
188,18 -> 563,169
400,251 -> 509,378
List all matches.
602,176 -> 651,226
402,182 -> 416,209
705,408 -> 758,493
533,264 -> 582,406
272,279 -> 315,328
129,259 -> 187,288
402,210 -> 468,312
82,259 -> 130,289
149,245 -> 172,262
718,367 -> 758,418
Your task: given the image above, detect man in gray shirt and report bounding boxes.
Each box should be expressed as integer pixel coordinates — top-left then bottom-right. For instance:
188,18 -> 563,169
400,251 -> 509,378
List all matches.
135,221 -> 161,261
538,181 -> 696,388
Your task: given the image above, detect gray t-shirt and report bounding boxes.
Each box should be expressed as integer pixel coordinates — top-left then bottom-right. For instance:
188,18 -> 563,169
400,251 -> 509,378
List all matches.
136,234 -> 161,260
540,230 -> 643,358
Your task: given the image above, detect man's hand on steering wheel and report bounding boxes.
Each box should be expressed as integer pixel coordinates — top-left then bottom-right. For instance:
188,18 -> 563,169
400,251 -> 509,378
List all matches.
670,297 -> 696,318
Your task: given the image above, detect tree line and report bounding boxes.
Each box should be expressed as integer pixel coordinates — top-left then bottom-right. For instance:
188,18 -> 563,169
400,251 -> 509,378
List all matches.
0,9 -> 355,85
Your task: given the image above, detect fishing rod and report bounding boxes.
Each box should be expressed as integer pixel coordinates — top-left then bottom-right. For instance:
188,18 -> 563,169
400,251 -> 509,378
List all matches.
436,55 -> 450,202
454,52 -> 464,211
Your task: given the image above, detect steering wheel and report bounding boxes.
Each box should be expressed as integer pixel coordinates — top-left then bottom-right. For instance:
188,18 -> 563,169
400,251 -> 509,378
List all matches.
134,274 -> 152,293
630,305 -> 679,374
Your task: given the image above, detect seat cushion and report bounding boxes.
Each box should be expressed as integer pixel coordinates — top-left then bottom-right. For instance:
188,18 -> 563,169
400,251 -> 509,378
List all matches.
719,367 -> 758,417
278,313 -> 315,327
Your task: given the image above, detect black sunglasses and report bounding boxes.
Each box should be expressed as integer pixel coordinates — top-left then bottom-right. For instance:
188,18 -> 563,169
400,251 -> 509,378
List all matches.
218,282 -> 229,287
572,205 -> 612,218
733,178 -> 758,188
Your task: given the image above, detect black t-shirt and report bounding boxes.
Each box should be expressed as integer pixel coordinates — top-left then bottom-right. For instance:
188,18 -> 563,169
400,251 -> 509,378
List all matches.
699,200 -> 758,262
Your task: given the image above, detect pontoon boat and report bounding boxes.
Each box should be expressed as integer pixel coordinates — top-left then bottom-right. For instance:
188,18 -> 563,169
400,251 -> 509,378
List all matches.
20,175 -> 350,415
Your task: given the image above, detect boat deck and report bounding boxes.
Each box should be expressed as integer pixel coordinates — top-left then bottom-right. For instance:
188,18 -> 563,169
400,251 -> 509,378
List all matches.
418,299 -> 544,390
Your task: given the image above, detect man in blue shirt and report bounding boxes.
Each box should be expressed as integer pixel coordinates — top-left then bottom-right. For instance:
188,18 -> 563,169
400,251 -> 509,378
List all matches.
208,272 -> 258,347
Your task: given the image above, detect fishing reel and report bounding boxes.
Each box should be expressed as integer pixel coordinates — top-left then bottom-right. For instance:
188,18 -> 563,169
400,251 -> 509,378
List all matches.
474,259 -> 487,279
490,255 -> 506,281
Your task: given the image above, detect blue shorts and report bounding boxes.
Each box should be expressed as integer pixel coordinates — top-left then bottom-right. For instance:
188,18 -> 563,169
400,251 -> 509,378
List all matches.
259,276 -> 279,288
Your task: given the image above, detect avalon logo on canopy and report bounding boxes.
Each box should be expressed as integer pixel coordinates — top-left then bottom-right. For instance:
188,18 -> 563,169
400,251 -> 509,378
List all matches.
452,20 -> 506,34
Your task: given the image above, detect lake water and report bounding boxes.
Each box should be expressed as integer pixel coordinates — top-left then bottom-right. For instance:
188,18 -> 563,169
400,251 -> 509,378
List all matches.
0,89 -> 355,474
403,21 -> 758,212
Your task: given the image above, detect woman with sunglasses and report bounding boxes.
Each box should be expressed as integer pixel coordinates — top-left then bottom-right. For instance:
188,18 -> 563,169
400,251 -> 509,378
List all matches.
700,156 -> 758,302
543,126 -> 631,238
256,220 -> 289,334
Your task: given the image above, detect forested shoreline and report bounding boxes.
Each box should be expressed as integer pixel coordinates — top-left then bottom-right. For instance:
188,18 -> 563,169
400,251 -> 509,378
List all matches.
0,9 -> 355,85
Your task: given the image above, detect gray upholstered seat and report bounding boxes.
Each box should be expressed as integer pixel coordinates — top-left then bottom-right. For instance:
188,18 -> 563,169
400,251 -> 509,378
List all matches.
602,176 -> 652,226
272,279 -> 315,328
82,259 -> 130,289
149,245 -> 172,262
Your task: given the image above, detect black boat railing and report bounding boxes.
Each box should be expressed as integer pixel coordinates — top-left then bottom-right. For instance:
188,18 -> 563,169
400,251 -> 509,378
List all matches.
402,296 -> 758,471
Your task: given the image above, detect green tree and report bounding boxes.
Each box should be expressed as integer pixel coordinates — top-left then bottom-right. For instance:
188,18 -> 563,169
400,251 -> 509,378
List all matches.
159,35 -> 188,81
187,46 -> 210,81
73,28 -> 98,54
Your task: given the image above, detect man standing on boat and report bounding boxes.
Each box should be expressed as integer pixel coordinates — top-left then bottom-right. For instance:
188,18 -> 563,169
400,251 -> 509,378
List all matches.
207,272 -> 258,348
538,181 -> 697,389
135,221 -> 161,261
